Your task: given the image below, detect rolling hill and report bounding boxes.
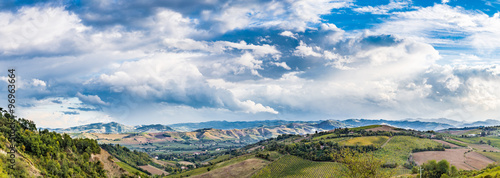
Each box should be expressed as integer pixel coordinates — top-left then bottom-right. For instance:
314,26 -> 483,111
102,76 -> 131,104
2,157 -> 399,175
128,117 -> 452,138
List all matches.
47,118 -> 471,135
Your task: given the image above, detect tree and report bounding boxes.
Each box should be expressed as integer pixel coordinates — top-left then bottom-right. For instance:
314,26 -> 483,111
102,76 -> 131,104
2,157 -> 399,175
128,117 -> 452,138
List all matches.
449,165 -> 458,177
436,160 -> 450,176
421,160 -> 452,178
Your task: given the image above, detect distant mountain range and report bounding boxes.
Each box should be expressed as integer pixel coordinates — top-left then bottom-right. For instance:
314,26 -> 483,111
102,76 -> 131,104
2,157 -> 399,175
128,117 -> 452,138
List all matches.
46,118 -> 500,134
48,122 -> 175,133
168,120 -> 316,131
403,118 -> 500,128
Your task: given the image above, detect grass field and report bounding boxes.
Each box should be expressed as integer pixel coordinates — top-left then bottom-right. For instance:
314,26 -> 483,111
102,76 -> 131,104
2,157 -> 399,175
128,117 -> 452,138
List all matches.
252,155 -> 344,178
339,136 -> 389,147
115,162 -> 148,175
374,136 -> 442,165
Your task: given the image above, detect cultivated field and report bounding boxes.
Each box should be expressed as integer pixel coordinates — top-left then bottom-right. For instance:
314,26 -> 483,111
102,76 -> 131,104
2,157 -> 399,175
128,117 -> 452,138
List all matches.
413,149 -> 494,170
252,155 -> 344,178
374,136 -> 443,165
455,137 -> 500,148
192,158 -> 269,178
469,144 -> 500,152
432,140 -> 461,148
478,151 -> 500,162
138,165 -> 169,176
340,136 -> 389,147
170,154 -> 258,177
365,125 -> 400,132
440,129 -> 480,136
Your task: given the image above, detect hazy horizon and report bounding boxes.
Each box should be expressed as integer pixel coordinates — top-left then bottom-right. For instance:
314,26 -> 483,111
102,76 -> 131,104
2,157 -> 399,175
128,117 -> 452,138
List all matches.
1,0 -> 500,128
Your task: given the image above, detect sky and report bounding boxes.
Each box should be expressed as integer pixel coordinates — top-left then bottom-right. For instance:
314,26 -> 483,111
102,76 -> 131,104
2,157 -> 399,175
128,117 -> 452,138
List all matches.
1,0 -> 500,128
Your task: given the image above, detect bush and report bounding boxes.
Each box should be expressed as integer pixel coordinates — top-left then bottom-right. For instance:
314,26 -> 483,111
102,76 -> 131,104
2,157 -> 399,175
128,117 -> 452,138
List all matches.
382,162 -> 398,168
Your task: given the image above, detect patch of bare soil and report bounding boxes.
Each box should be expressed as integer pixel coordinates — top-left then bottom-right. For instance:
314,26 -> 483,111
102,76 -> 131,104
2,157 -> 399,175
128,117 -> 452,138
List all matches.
152,158 -> 175,167
413,149 -> 494,170
465,151 -> 495,170
91,148 -> 127,177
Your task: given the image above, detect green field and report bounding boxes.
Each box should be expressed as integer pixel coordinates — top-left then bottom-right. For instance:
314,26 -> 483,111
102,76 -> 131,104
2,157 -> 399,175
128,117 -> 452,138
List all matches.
374,136 -> 442,165
339,136 -> 389,147
252,155 -> 344,178
443,139 -> 468,147
455,137 -> 500,148
115,162 -> 148,175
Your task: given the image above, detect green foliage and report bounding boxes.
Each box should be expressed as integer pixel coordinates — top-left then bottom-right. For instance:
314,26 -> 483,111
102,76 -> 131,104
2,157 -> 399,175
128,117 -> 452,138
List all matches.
338,149 -> 395,178
419,160 -> 452,178
115,162 -> 147,175
0,109 -> 106,177
458,163 -> 500,177
101,144 -> 151,167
